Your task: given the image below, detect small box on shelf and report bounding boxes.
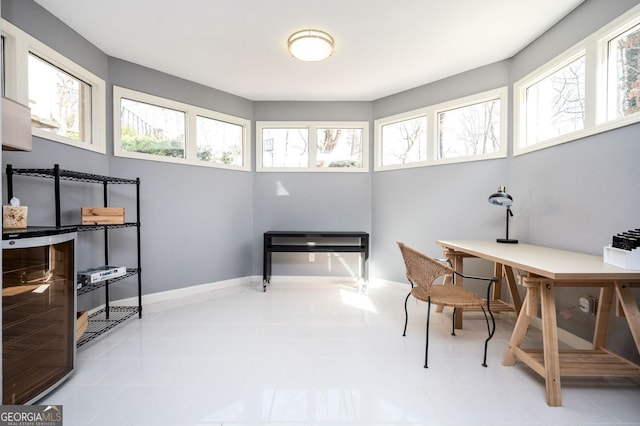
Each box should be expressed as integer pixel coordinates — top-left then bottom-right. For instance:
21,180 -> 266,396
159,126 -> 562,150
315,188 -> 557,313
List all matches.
2,205 -> 27,229
81,207 -> 125,225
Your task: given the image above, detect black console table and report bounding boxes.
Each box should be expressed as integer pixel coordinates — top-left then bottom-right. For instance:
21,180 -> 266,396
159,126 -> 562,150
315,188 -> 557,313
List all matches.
263,231 -> 369,291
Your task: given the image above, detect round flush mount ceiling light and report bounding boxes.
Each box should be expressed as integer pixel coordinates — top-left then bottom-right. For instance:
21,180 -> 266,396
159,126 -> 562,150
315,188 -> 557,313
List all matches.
287,29 -> 335,62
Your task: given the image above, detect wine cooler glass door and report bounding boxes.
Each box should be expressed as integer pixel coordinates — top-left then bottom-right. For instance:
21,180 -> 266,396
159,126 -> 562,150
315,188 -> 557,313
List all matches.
2,232 -> 76,404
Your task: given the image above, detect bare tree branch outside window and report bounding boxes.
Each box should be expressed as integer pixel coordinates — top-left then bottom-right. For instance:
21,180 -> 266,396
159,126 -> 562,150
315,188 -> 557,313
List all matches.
525,55 -> 586,145
438,99 -> 501,159
316,128 -> 363,168
612,23 -> 640,117
381,116 -> 427,166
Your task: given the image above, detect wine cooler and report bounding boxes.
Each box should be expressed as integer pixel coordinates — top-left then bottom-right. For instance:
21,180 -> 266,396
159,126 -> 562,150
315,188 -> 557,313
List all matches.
2,229 -> 76,404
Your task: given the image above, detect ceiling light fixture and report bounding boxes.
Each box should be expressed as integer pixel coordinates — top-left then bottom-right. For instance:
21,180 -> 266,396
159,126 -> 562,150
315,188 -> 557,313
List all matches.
287,29 -> 334,62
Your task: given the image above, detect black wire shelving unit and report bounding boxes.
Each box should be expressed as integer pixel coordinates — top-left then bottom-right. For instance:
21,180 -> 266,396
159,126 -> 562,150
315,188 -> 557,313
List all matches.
6,164 -> 142,348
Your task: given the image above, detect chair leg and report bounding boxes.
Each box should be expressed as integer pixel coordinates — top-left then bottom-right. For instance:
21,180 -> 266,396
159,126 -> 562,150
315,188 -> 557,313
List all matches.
424,297 -> 431,368
451,307 -> 457,336
480,305 -> 496,367
403,292 -> 411,336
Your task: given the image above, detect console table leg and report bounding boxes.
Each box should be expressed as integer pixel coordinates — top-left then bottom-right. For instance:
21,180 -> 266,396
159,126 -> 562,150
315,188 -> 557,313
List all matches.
358,277 -> 368,294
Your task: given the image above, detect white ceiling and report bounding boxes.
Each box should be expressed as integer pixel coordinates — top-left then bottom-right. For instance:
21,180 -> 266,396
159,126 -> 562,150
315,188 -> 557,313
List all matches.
33,0 -> 584,101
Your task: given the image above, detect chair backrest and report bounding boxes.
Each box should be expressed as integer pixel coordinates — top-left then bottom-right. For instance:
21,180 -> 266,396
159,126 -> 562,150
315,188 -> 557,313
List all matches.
397,241 -> 454,294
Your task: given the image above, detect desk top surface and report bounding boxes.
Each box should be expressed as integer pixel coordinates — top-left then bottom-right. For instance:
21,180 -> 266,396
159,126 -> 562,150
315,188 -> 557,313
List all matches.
436,240 -> 640,281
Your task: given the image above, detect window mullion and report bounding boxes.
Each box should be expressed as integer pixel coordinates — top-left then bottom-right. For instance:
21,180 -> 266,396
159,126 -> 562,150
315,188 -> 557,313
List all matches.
186,111 -> 197,161
426,108 -> 436,162
308,125 -> 317,169
584,41 -> 599,127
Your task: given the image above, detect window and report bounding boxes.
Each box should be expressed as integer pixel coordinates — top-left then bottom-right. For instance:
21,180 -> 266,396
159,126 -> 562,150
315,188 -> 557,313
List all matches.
196,116 -> 244,166
524,54 -> 586,147
375,87 -> 507,171
1,19 -> 106,153
437,97 -> 502,159
114,86 -> 250,170
607,22 -> 640,119
256,122 -> 369,172
120,98 -> 185,158
514,4 -> 640,155
28,53 -> 92,143
260,127 -> 309,168
380,115 -> 427,167
316,127 -> 364,168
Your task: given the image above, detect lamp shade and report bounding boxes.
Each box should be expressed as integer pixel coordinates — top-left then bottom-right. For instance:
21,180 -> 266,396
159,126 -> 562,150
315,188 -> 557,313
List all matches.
488,185 -> 513,206
288,29 -> 334,62
488,185 -> 518,244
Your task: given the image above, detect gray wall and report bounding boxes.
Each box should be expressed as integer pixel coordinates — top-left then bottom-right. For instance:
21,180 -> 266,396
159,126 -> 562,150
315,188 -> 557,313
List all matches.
372,60 -> 512,280
2,0 -> 640,362
509,0 -> 640,361
252,101 -> 373,278
1,0 -> 256,310
106,58 -> 254,302
371,0 -> 640,363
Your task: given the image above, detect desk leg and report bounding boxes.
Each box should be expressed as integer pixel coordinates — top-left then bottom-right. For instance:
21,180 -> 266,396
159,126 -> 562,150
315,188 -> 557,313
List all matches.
503,287 -> 535,366
453,254 -> 464,329
540,282 -> 562,407
593,286 -> 614,349
436,268 -> 453,313
615,283 -> 640,352
503,266 -> 522,315
493,263 -> 503,302
436,251 -> 457,314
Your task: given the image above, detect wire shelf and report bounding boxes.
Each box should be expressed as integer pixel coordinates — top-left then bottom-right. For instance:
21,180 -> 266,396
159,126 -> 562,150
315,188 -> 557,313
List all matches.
76,223 -> 138,232
76,306 -> 140,348
8,167 -> 137,184
77,268 -> 139,296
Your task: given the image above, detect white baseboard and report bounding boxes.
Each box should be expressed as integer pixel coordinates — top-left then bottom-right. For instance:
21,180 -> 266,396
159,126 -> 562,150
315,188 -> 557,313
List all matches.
102,275 -> 258,311
265,275 -> 365,284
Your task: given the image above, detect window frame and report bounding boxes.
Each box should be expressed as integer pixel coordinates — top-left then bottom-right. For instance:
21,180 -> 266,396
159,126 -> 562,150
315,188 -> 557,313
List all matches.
513,4 -> 640,156
1,19 -> 106,154
255,121 -> 370,172
113,86 -> 251,171
374,87 -> 508,171
376,110 -> 429,170
513,47 -> 587,154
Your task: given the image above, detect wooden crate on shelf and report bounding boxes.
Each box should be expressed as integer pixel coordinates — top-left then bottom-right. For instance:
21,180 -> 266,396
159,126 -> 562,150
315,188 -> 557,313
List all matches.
81,207 -> 124,225
76,311 -> 88,341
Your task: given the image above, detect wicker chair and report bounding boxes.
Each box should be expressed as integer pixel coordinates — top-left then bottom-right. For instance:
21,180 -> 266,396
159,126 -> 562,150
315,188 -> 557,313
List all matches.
397,241 -> 497,368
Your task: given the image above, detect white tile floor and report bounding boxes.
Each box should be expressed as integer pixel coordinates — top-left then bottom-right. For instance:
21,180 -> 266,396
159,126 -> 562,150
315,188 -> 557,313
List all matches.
42,279 -> 640,426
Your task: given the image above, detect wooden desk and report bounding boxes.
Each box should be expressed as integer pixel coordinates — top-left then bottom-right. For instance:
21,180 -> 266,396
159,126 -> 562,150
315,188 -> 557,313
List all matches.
437,243 -> 522,329
436,240 -> 640,407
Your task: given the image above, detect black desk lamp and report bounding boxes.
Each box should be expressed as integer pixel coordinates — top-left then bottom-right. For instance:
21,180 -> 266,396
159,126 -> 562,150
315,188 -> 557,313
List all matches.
488,185 -> 518,244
